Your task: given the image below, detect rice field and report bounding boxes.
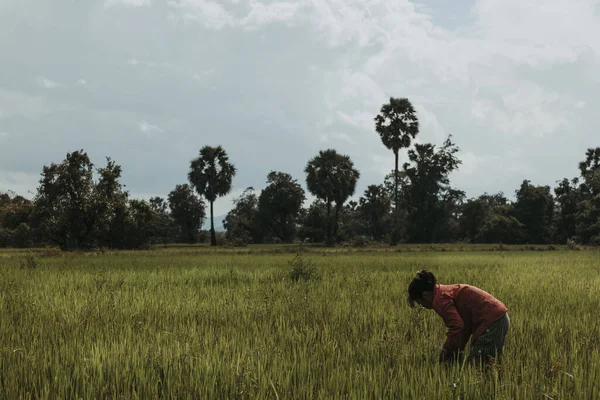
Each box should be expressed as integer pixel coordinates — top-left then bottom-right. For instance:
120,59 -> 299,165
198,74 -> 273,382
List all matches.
1,245 -> 599,399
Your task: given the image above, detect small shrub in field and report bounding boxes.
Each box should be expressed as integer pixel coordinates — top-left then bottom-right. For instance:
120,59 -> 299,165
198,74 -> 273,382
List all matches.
20,253 -> 38,270
288,253 -> 320,282
566,238 -> 581,251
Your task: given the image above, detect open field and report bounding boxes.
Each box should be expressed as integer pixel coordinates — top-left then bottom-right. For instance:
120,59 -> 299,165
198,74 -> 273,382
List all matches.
1,246 -> 599,399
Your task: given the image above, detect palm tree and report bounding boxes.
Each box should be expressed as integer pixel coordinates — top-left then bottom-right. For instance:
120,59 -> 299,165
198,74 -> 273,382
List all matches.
188,145 -> 236,246
305,149 -> 360,244
374,97 -> 419,245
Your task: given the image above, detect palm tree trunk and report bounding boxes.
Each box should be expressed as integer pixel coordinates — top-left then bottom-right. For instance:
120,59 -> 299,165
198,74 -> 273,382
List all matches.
210,200 -> 216,246
326,201 -> 333,245
333,204 -> 340,242
391,149 -> 400,245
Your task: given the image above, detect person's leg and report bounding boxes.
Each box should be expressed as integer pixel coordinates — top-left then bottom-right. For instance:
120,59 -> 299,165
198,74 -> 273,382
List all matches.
468,313 -> 510,365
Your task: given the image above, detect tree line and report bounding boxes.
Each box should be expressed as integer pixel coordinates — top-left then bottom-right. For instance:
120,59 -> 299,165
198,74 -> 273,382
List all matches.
1,98 -> 599,249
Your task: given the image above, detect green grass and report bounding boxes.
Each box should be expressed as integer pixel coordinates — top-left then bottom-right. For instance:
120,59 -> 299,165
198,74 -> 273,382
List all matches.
1,246 -> 599,399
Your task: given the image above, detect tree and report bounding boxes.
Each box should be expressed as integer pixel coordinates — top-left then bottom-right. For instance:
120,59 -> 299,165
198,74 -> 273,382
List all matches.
305,149 -> 360,244
168,184 -> 206,244
513,180 -> 555,244
223,187 -> 261,244
93,157 -> 129,248
574,147 -> 600,244
188,145 -> 236,246
0,191 -> 34,247
375,97 -> 419,244
32,150 -> 99,250
458,193 -> 524,243
553,178 -> 581,243
258,171 -> 306,243
359,184 -> 391,241
149,196 -> 178,245
402,136 -> 463,243
297,200 -> 328,243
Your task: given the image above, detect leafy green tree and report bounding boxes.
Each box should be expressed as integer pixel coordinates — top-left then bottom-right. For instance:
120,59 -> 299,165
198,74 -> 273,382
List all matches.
258,171 -> 306,243
458,193 -> 525,243
32,150 -> 99,250
223,187 -> 261,244
513,180 -> 555,244
459,193 -> 507,241
188,145 -> 236,246
168,184 -> 206,244
359,184 -> 391,241
118,199 -> 157,249
297,200 -> 327,243
149,196 -> 178,245
0,191 -> 34,247
305,149 -> 360,244
93,158 -> 129,248
553,178 -> 581,243
375,97 -> 419,244
575,147 -> 600,244
402,136 -> 463,243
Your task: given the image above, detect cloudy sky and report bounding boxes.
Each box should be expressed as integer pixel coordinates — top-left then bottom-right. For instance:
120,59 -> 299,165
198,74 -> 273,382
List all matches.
1,0 -> 599,216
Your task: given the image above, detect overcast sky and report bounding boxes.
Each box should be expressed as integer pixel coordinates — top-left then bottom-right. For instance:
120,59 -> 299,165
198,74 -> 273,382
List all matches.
1,0 -> 599,216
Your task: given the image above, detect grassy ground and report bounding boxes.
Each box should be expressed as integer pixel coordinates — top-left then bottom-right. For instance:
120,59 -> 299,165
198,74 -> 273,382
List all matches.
1,246 -> 599,399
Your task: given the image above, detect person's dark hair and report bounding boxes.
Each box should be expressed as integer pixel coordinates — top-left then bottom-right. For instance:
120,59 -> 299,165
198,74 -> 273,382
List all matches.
408,270 -> 437,301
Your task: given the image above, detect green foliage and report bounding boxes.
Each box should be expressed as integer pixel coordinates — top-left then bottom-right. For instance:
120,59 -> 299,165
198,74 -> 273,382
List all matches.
375,97 -> 420,244
304,149 -> 360,244
168,184 -> 205,243
359,185 -> 392,241
402,136 -> 464,243
188,145 -> 236,246
297,200 -> 327,243
258,171 -> 306,243
224,187 -> 261,245
513,180 -> 555,244
554,178 -> 581,243
19,253 -> 38,270
288,253 -> 321,282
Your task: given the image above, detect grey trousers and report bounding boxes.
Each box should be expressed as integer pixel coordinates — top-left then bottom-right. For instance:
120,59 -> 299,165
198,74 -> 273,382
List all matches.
468,312 -> 510,364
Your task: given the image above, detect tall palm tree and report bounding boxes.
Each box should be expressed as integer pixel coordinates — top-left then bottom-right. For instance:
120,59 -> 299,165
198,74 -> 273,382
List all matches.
374,97 -> 419,245
305,149 -> 360,244
188,145 -> 236,246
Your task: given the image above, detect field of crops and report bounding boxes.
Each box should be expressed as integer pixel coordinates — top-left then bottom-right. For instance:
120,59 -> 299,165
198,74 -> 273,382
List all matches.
1,245 -> 599,399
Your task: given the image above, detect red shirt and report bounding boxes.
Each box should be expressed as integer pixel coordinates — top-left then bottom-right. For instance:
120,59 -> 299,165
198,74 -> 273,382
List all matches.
432,284 -> 507,353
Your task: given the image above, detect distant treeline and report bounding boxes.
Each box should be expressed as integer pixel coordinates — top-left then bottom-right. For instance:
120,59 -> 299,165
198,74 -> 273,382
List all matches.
1,98 -> 599,250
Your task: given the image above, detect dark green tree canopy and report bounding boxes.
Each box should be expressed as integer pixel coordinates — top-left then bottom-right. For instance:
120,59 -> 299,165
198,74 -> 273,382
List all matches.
258,171 -> 306,243
188,145 -> 236,203
375,97 -> 420,154
168,184 -> 206,244
188,145 -> 236,246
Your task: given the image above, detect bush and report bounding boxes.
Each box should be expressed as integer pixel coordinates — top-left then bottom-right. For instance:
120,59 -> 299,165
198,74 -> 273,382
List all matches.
288,253 -> 320,282
20,253 -> 39,270
566,238 -> 582,251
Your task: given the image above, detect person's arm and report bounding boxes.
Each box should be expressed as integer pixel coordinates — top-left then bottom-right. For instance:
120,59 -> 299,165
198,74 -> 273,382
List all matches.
434,295 -> 465,361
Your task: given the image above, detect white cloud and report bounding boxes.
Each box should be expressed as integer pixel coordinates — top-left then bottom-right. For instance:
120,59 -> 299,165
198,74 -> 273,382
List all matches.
77,79 -> 87,86
35,76 -> 61,89
0,132 -> 9,139
105,0 -> 151,7
138,120 -> 164,136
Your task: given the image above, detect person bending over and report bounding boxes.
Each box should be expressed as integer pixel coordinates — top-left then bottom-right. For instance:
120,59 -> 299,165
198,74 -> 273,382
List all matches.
407,270 -> 510,365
